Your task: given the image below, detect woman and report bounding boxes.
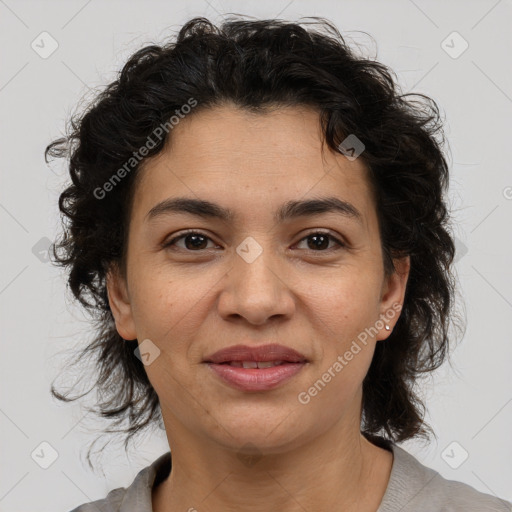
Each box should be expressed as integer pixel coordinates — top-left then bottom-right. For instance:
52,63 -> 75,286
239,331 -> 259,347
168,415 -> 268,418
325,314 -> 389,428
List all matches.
46,15 -> 511,512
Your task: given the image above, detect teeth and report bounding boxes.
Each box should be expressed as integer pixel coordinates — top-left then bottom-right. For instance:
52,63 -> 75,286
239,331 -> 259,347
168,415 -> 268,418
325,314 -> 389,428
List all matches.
256,361 -> 282,368
227,361 -> 284,368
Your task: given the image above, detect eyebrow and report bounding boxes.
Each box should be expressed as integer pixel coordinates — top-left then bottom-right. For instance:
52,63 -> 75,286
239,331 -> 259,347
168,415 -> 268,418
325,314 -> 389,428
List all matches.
145,196 -> 363,225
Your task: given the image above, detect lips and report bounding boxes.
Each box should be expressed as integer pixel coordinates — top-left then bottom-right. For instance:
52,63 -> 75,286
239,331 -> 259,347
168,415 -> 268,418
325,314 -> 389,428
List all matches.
203,343 -> 308,365
203,344 -> 309,391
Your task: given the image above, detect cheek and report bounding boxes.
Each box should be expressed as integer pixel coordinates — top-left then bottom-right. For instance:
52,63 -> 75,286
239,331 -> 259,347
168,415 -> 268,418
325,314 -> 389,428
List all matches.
129,261 -> 187,324
303,275 -> 381,389
130,276 -> 174,328
128,267 -> 213,369
304,273 -> 381,334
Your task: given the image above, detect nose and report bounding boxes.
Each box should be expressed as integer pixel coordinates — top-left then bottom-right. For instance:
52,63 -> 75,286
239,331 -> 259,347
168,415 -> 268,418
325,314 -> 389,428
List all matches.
217,245 -> 296,326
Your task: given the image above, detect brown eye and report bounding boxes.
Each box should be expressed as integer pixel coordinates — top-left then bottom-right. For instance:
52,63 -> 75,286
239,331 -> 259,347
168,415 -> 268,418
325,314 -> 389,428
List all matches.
295,232 -> 345,252
162,230 -> 345,253
163,231 -> 216,251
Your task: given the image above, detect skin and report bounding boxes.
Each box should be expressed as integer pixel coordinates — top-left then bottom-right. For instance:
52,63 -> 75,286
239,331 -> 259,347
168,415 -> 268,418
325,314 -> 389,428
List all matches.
107,103 -> 410,512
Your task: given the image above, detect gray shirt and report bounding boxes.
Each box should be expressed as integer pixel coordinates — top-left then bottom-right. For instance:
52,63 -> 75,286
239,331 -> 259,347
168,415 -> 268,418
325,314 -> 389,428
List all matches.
69,444 -> 512,511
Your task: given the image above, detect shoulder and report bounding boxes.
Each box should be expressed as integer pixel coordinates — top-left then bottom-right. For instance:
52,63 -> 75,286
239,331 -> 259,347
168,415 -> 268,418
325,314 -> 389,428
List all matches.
67,452 -> 172,512
68,487 -> 126,512
378,444 -> 512,512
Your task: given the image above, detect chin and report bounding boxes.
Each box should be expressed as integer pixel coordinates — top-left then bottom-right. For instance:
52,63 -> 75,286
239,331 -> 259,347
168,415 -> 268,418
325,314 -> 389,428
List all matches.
207,410 -> 311,454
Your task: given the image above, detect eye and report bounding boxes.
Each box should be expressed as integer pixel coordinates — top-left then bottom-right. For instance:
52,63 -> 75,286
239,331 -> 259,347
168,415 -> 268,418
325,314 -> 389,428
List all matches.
162,230 -> 345,253
294,231 -> 345,252
162,231 -> 218,251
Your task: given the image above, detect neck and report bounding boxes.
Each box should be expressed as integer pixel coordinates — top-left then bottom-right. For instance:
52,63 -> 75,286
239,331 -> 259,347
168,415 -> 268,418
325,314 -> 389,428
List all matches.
152,417 -> 393,512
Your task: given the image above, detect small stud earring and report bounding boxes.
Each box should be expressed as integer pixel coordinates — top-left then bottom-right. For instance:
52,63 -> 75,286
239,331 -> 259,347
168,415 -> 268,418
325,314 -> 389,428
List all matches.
385,324 -> 391,331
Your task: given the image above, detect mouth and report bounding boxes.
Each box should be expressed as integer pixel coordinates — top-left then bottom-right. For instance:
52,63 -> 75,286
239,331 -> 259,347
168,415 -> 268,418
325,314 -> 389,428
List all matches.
203,343 -> 308,365
203,343 -> 308,391
217,360 -> 289,368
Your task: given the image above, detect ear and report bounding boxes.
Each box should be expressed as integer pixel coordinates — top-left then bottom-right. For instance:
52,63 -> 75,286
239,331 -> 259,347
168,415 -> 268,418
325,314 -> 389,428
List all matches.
106,263 -> 137,341
376,255 -> 410,341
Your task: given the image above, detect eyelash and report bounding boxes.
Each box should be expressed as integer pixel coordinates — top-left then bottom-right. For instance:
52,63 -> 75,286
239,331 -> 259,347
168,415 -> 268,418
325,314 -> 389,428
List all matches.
162,230 -> 346,253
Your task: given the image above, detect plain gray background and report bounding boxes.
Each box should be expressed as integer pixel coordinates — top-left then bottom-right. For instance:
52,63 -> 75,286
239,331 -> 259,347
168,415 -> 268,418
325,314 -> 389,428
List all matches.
1,0 -> 511,510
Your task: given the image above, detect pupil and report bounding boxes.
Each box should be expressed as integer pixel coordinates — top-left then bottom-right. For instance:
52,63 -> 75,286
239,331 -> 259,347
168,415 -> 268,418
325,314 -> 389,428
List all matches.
186,234 -> 207,250
309,234 -> 329,250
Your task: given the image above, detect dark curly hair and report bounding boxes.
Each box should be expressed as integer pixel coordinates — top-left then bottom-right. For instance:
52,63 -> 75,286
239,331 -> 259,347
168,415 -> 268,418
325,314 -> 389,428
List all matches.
45,15 -> 465,467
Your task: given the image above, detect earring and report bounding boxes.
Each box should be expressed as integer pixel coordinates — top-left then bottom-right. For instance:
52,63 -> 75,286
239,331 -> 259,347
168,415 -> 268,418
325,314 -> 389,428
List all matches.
385,324 -> 391,331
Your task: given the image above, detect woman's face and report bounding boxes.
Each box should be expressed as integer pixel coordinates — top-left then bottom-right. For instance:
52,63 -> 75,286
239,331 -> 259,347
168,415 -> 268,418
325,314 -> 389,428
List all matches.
107,104 -> 409,455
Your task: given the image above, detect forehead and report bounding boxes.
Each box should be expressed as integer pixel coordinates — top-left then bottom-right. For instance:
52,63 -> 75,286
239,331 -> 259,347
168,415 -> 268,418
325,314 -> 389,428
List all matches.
132,104 -> 374,227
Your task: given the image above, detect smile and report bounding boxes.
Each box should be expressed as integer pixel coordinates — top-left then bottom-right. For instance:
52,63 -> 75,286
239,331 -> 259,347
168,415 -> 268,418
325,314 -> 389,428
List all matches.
205,361 -> 306,391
